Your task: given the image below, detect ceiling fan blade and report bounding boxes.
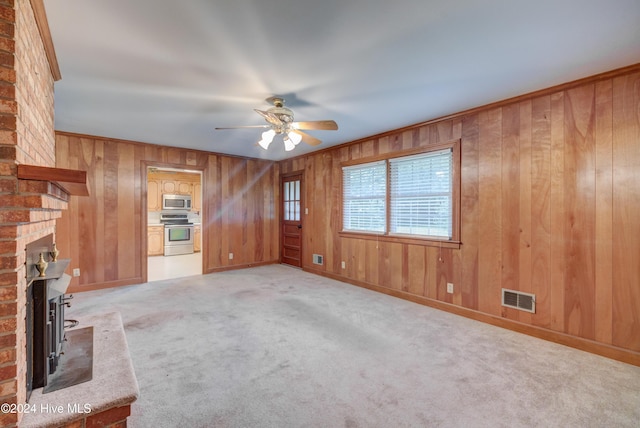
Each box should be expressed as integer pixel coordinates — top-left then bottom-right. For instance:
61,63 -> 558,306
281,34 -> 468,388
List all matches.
293,130 -> 322,146
254,109 -> 282,126
215,125 -> 271,130
292,120 -> 338,131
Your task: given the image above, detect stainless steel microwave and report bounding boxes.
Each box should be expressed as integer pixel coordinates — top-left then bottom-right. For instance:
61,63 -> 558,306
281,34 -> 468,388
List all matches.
162,194 -> 192,211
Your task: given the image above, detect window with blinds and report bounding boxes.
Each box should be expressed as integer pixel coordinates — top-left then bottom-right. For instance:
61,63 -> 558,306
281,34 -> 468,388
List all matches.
389,149 -> 452,238
341,144 -> 456,240
342,161 -> 386,232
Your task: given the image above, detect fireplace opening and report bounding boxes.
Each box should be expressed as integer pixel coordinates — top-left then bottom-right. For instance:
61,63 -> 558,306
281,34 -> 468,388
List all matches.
25,234 -> 93,400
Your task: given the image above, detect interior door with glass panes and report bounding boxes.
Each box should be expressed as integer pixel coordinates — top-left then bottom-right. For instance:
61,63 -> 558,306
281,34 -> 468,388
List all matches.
281,174 -> 302,267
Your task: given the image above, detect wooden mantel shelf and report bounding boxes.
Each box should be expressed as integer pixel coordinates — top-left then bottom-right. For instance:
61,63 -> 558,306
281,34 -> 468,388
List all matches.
17,164 -> 89,196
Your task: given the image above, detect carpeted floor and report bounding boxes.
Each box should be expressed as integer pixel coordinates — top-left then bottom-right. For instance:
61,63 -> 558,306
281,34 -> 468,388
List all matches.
67,265 -> 640,428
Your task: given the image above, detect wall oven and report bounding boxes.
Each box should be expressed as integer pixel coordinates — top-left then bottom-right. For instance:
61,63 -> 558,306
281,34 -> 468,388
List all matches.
161,214 -> 194,256
162,194 -> 192,211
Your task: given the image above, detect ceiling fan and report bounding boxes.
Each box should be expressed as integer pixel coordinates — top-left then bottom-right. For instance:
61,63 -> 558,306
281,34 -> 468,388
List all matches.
215,97 -> 338,151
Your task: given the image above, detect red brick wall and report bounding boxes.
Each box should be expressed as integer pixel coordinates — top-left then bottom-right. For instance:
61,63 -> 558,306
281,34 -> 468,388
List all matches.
0,0 -> 58,426
15,0 -> 54,167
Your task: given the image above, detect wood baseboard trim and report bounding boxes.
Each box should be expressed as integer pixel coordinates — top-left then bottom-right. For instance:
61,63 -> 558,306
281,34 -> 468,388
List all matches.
70,261 -> 279,292
305,267 -> 640,367
205,260 -> 279,274
68,277 -> 144,293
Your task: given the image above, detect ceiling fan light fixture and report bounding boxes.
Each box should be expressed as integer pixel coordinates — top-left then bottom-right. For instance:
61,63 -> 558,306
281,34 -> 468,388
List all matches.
258,129 -> 276,149
215,97 -> 338,152
287,131 -> 302,145
283,136 -> 296,151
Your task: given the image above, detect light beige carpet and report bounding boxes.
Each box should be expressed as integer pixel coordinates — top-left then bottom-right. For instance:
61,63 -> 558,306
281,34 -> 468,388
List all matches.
67,265 -> 640,427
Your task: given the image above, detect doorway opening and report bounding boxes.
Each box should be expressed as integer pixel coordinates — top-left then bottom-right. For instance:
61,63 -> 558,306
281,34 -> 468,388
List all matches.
147,166 -> 203,281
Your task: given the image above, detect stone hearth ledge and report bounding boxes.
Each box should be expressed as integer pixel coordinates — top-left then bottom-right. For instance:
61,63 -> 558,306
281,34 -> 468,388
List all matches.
21,312 -> 139,428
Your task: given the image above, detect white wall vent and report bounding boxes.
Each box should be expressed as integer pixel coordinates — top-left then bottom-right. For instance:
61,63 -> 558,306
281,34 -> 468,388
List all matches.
312,254 -> 324,265
501,288 -> 536,313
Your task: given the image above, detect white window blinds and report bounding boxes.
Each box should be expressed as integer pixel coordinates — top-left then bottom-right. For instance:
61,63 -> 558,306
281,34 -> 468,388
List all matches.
389,149 -> 452,238
342,161 -> 386,232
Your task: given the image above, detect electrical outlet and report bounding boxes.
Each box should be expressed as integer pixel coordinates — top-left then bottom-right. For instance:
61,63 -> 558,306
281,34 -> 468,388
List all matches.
447,282 -> 454,294
73,268 -> 80,277
341,261 -> 346,269
229,253 -> 234,260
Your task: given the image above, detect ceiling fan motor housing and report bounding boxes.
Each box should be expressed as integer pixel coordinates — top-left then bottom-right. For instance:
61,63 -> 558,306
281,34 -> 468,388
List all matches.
215,96 -> 336,148
268,98 -> 294,124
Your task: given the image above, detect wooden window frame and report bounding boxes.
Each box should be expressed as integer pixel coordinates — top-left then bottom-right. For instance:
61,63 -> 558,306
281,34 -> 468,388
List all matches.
339,139 -> 461,249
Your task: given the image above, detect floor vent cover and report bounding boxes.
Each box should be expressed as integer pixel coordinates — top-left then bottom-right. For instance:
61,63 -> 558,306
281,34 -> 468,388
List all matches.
501,288 -> 536,313
312,254 -> 324,265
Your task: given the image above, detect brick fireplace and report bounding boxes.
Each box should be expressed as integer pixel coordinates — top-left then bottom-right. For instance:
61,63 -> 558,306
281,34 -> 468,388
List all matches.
1,3 -> 137,427
0,1 -> 59,426
0,1 -> 76,426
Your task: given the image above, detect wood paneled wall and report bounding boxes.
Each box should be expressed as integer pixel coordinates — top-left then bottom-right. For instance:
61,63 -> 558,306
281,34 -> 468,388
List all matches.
55,133 -> 279,292
280,67 -> 640,356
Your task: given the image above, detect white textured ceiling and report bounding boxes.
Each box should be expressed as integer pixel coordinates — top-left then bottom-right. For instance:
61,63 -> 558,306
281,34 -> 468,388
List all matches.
43,0 -> 640,161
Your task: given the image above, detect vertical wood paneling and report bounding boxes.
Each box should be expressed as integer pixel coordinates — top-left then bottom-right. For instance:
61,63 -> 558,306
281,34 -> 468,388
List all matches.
316,154 -> 333,270
316,152 -> 342,273
612,72 -> 640,351
407,245 -> 426,295
220,156 -> 230,265
354,239 -> 366,283
564,85 -> 597,340
205,154 -> 220,267
279,67 -> 640,355
594,80 -> 613,344
477,108 -> 503,315
460,115 -> 479,310
103,141 -> 119,281
424,246 -> 438,300
437,248 -> 454,303
402,129 -> 416,150
434,120 -> 453,143
549,92 -> 566,331
518,100 -> 533,325
57,134 -> 278,291
379,242 -> 402,290
361,139 -> 376,158
247,160 -> 258,260
501,104 -> 520,321
378,135 -> 391,155
264,162 -> 277,261
117,143 -> 136,279
531,96 -> 551,328
450,118 -> 464,306
365,240 -> 379,285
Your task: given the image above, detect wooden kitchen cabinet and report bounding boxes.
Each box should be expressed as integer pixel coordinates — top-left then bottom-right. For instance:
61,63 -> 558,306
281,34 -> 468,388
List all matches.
148,226 -> 164,256
161,180 -> 177,195
177,180 -> 192,195
162,179 -> 192,196
194,225 -> 201,252
148,170 -> 201,212
147,179 -> 162,212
